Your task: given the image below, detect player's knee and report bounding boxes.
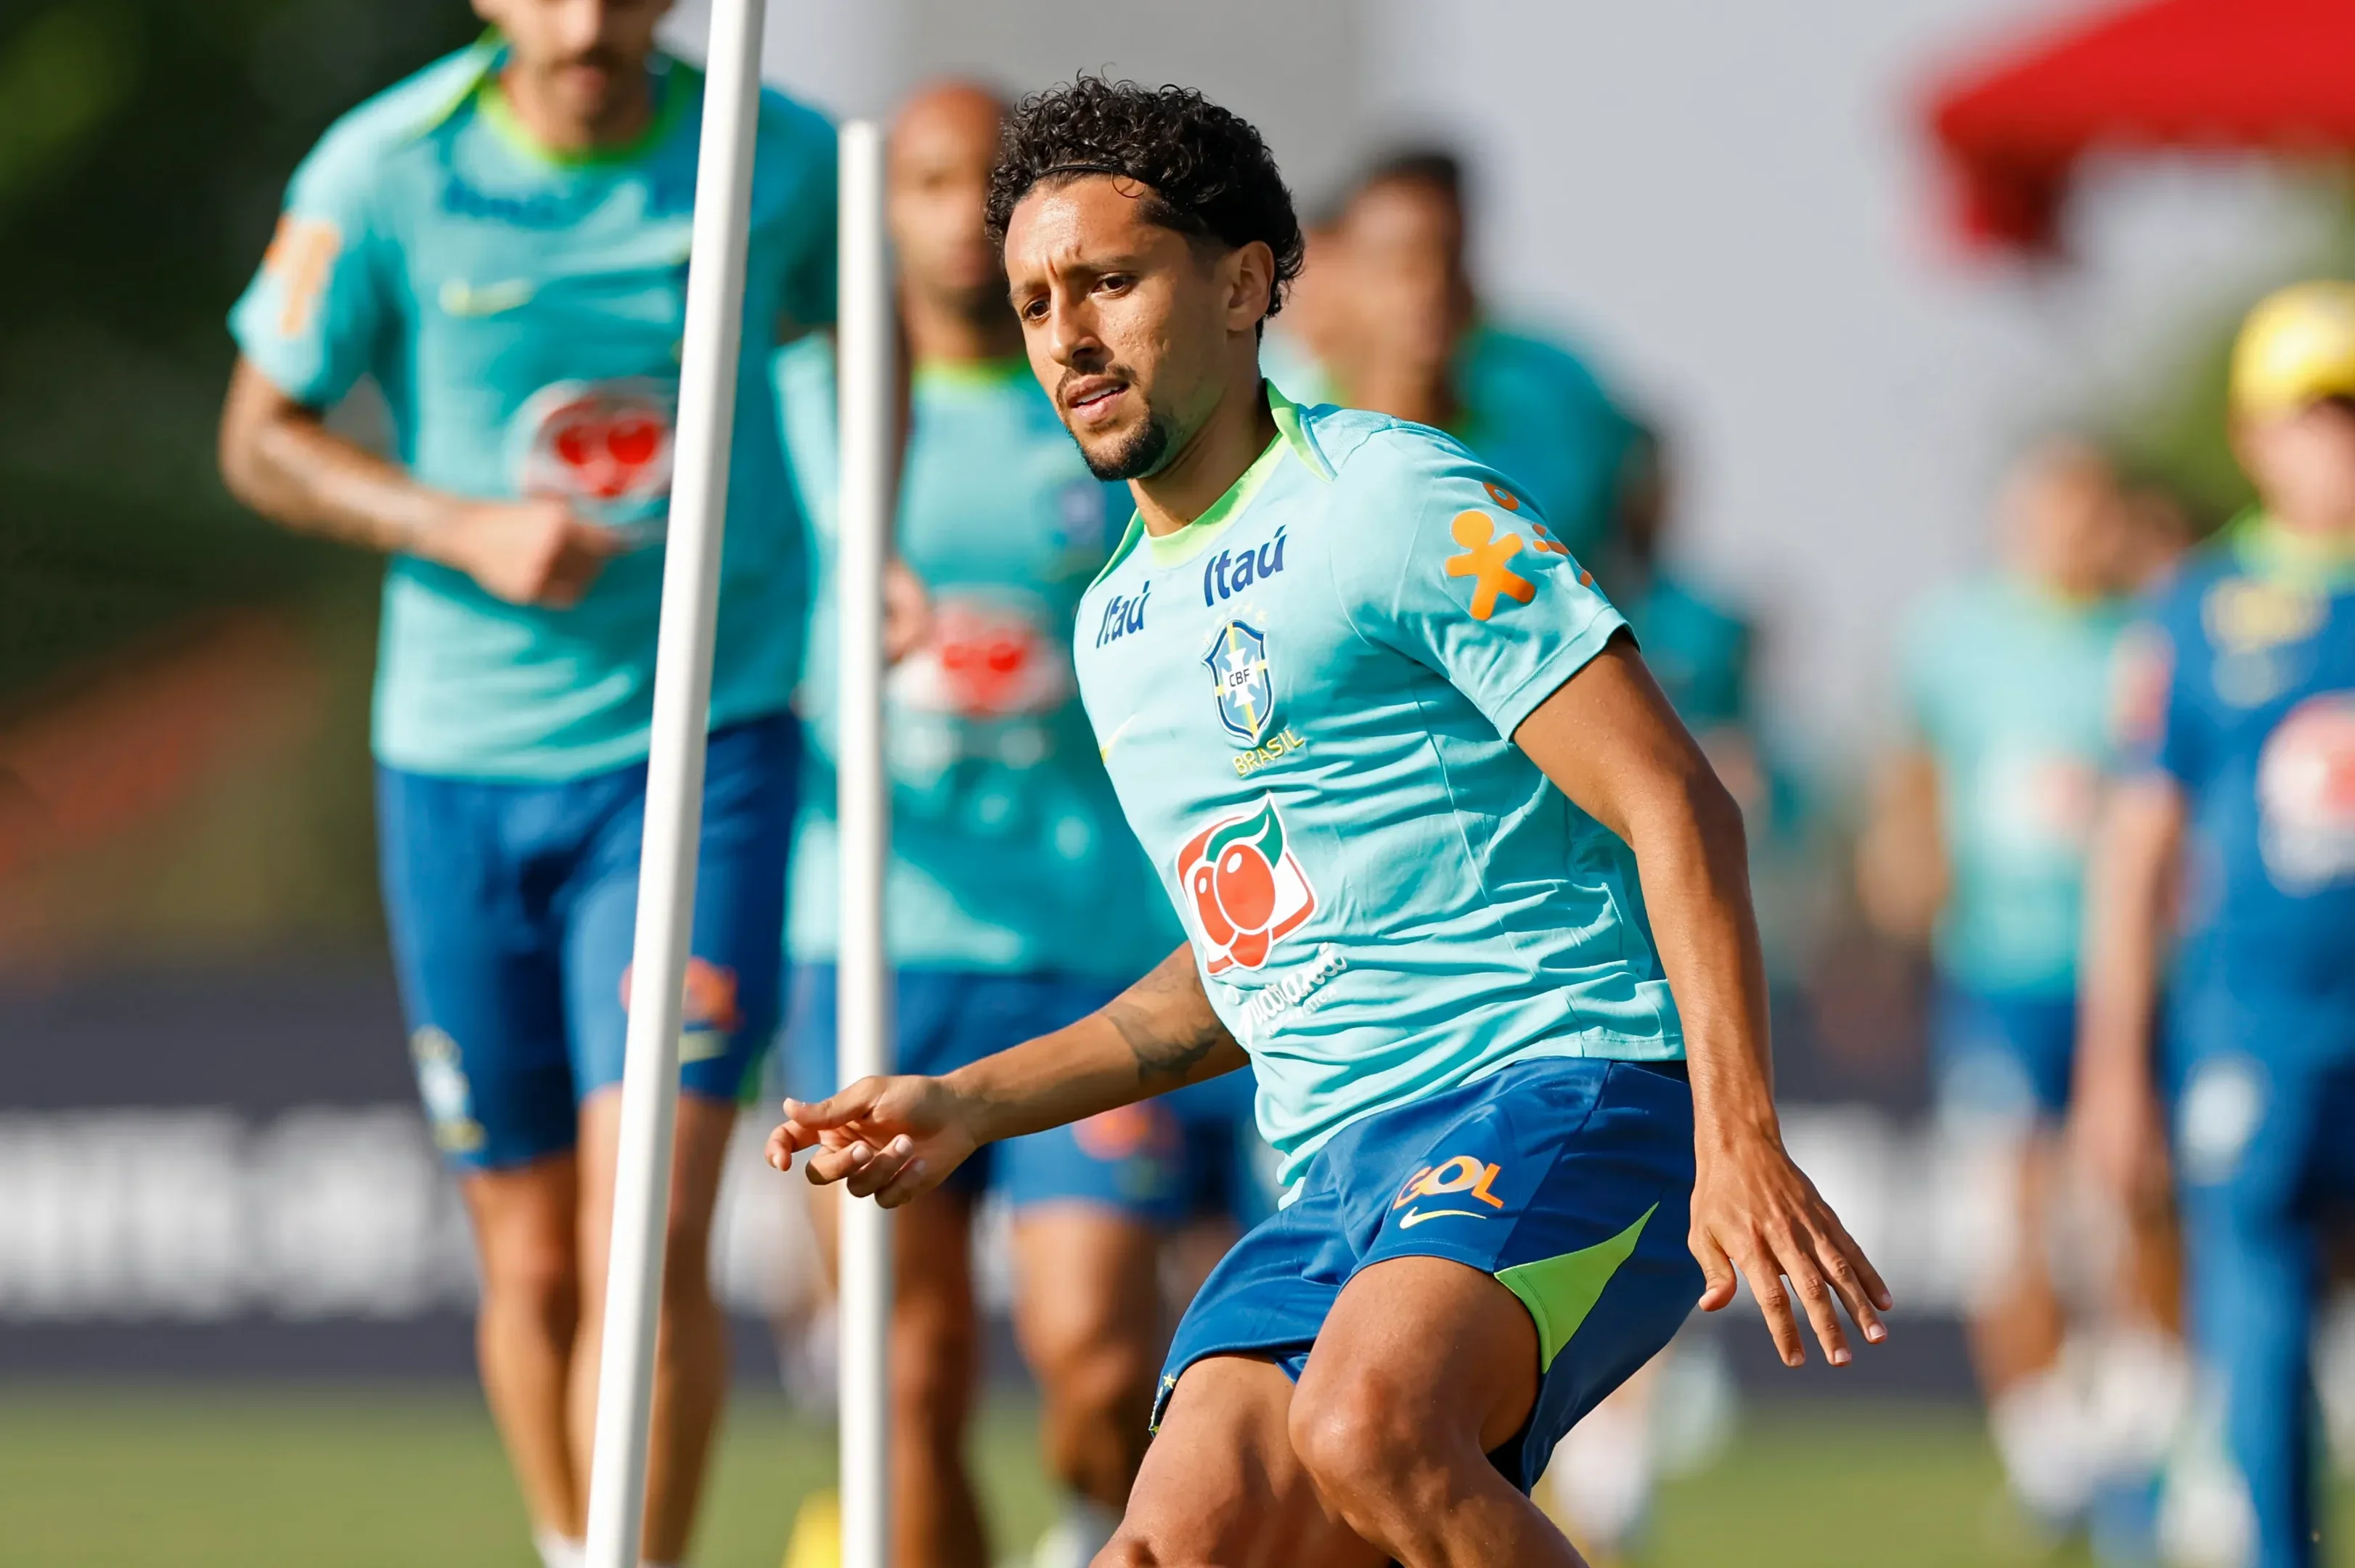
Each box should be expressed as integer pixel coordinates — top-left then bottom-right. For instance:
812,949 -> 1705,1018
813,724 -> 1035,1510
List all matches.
481,1234 -> 577,1327
1038,1331 -> 1156,1421
888,1299 -> 978,1431
1287,1368 -> 1426,1506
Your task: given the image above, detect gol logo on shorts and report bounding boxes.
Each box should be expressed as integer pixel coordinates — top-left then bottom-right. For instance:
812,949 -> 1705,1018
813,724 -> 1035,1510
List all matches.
1392,1153 -> 1507,1212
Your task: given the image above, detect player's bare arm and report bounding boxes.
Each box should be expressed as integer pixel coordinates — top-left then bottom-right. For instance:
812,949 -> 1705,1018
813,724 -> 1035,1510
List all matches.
218,357 -> 621,608
765,942 -> 1246,1205
1514,634 -> 1894,1367
2070,772 -> 2184,1205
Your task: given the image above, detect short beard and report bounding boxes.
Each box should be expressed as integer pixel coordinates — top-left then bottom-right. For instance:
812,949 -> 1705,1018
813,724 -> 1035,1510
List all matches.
1081,412 -> 1172,481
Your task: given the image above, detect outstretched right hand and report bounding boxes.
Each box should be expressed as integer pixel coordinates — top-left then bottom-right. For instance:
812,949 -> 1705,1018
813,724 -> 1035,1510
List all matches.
764,1075 -> 983,1208
434,497 -> 624,608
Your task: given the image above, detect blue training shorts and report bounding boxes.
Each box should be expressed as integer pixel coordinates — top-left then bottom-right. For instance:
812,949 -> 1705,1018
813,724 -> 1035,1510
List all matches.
1932,980 -> 2078,1122
377,715 -> 797,1171
787,965 -> 1270,1227
1152,1055 -> 1702,1495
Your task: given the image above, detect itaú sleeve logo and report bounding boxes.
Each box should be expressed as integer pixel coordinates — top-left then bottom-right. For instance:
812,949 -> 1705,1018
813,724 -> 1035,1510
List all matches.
1175,796 -> 1317,973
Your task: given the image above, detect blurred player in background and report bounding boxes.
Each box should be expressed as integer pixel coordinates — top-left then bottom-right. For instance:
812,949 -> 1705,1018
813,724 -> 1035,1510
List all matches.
216,4 -> 836,1564
1860,439 -> 2185,1551
773,82 -> 1263,1568
772,75 -> 1889,1567
2076,282 -> 2355,1568
1273,147 -> 1637,565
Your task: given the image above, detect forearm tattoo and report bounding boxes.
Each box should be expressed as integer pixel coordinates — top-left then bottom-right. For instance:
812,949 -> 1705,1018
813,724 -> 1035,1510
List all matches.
1103,949 -> 1235,1089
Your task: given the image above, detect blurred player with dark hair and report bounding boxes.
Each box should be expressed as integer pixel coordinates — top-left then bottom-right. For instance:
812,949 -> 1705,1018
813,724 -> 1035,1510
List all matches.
769,75 -> 1887,1567
1861,438 -> 2185,1548
216,3 -> 836,1563
772,81 -> 1265,1568
2077,283 -> 2355,1568
1297,145 -> 1637,565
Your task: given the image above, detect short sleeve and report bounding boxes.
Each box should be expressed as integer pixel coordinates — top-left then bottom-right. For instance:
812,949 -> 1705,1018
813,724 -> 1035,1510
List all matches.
766,99 -> 838,335
1344,438 -> 1628,740
227,121 -> 393,408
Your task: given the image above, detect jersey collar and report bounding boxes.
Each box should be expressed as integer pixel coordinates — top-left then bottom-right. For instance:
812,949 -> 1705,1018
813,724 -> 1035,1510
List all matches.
472,44 -> 691,171
2230,508 -> 2355,593
1101,380 -> 1324,576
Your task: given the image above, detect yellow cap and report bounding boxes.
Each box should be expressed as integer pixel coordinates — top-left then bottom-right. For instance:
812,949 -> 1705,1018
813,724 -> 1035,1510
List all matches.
2232,281 -> 2355,417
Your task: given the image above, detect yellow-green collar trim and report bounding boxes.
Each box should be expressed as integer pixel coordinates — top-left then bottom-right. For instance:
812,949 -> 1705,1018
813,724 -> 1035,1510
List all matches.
2230,508 -> 2355,592
476,49 -> 689,170
913,356 -> 1031,393
1134,382 -> 1324,570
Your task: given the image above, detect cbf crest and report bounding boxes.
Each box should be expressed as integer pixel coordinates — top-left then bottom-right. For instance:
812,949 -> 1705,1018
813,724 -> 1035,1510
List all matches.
1204,620 -> 1274,746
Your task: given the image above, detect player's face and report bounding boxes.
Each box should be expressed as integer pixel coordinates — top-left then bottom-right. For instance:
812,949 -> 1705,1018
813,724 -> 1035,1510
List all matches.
1004,176 -> 1271,482
2004,444 -> 2133,599
888,97 -> 1003,309
2236,398 -> 2355,535
1336,179 -> 1471,375
474,0 -> 672,116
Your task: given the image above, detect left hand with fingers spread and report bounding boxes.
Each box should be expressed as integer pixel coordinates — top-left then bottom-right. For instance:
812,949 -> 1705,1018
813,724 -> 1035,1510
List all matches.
1689,1127 -> 1893,1367
764,1072 -> 982,1208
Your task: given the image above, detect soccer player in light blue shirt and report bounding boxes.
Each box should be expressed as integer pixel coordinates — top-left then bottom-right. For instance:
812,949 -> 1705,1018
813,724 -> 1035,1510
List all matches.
770,78 -> 1887,1567
1864,439 -> 2185,1540
216,7 -> 831,1563
1267,147 -> 1637,568
768,83 -> 1261,1568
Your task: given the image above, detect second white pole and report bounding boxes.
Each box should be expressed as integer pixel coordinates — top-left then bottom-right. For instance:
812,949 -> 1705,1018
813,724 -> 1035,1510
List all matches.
833,117 -> 896,1568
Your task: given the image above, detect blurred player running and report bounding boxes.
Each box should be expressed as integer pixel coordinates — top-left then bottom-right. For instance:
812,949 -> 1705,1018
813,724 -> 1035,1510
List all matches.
216,4 -> 835,1563
772,82 -> 1264,1568
2076,282 -> 2355,1568
769,77 -> 1889,1567
1861,440 -> 2186,1549
1277,147 -> 1638,565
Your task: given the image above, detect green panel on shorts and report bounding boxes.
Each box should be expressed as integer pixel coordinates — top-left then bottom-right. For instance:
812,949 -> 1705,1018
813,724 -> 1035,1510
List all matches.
1495,1204 -> 1656,1373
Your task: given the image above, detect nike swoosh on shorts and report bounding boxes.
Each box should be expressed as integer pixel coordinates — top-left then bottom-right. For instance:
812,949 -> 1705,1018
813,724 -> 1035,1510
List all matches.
1396,1207 -> 1490,1228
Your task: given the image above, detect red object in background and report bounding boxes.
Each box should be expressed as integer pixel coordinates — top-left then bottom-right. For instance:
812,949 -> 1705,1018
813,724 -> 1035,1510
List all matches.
1925,0 -> 2355,253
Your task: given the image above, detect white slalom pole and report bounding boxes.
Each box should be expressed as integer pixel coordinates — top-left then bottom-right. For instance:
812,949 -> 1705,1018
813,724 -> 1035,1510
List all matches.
580,1 -> 766,1564
834,118 -> 896,1568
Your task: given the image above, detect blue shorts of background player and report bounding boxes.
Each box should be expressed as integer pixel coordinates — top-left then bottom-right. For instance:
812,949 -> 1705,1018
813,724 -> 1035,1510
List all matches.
1933,980 -> 2079,1124
1155,1056 -> 1703,1494
379,716 -> 797,1168
788,965 -> 1273,1227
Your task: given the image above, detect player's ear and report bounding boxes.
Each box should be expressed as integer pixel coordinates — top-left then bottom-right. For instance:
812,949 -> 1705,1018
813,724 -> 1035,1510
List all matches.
1224,240 -> 1276,335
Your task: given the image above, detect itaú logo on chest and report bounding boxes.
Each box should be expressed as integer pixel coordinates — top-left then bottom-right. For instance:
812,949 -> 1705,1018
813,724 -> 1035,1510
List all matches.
1175,796 -> 1317,973
1201,528 -> 1287,605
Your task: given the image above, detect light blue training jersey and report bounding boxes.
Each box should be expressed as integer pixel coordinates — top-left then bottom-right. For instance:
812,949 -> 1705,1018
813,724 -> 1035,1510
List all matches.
778,343 -> 1180,981
229,41 -> 837,780
1906,574 -> 2129,997
1074,385 -> 1683,1183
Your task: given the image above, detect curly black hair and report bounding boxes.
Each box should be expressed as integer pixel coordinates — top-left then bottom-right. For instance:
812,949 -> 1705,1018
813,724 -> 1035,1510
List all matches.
985,75 -> 1305,322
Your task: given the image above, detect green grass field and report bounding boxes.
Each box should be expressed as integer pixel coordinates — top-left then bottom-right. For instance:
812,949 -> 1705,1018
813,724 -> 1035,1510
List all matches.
0,1389 -> 2345,1567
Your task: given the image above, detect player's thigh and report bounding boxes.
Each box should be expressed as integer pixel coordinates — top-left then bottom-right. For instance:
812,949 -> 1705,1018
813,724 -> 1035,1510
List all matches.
563,716 -> 796,1108
375,764 -> 575,1169
460,1151 -> 581,1302
1294,1254 -> 1540,1468
572,1087 -> 740,1291
1111,1354 -> 1385,1568
1008,1203 -> 1161,1378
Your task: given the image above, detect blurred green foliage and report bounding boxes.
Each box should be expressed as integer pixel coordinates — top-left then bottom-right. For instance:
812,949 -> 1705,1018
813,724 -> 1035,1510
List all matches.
0,0 -> 480,711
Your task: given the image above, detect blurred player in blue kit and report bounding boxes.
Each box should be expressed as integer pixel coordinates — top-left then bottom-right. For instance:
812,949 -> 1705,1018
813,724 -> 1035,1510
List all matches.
216,2 -> 834,1562
769,77 -> 1887,1567
772,82 -> 1264,1568
1861,438 -> 2187,1549
2076,282 -> 2355,1568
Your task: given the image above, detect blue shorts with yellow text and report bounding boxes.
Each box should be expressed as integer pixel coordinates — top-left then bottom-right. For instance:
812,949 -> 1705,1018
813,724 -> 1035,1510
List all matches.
1152,1055 -> 1700,1493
